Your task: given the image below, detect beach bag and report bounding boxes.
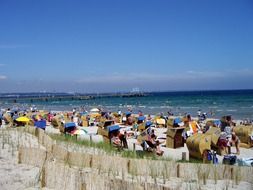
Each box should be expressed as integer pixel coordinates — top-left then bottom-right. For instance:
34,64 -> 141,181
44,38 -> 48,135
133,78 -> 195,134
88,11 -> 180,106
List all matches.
237,158 -> 253,167
207,151 -> 212,161
212,151 -> 218,164
222,154 -> 237,165
206,151 -> 218,164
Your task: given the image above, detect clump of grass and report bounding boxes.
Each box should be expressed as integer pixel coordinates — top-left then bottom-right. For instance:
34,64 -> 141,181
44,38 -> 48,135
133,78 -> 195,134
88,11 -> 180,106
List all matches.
177,158 -> 202,164
121,150 -> 137,159
50,134 -> 116,155
49,134 -> 165,160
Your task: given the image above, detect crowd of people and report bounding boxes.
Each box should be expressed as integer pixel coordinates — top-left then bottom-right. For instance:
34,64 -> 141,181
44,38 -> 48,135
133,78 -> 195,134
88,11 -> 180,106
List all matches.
0,106 -> 251,157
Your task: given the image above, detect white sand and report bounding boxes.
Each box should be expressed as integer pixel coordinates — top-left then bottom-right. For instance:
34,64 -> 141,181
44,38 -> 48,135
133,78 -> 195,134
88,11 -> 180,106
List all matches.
0,128 -> 52,190
1,126 -> 252,190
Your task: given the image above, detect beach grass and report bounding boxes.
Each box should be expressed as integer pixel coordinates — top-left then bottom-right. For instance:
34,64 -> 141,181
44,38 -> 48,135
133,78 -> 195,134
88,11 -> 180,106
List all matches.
49,133 -> 172,161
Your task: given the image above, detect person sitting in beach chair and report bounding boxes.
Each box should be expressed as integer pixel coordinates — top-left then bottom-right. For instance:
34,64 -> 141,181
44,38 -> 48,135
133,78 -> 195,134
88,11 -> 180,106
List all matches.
118,131 -> 128,149
111,135 -> 121,148
110,131 -> 125,150
142,134 -> 164,156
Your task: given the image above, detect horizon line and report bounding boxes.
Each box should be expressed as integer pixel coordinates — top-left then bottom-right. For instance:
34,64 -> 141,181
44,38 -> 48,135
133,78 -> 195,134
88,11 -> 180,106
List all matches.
0,88 -> 253,95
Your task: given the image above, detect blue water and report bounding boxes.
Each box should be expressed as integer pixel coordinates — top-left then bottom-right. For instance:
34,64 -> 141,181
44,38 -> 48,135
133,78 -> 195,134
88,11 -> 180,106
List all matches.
0,90 -> 253,119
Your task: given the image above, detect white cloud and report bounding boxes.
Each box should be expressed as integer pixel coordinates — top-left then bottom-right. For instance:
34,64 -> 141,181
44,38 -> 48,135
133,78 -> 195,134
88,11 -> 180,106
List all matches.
75,69 -> 253,85
0,75 -> 7,80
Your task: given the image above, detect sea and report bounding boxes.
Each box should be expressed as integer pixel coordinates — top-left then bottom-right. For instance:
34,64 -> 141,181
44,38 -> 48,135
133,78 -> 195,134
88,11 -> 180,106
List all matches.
0,90 -> 253,120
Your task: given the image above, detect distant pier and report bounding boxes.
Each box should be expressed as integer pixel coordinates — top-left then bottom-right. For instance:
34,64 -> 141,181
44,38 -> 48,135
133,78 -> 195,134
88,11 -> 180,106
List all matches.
0,92 -> 148,103
9,95 -> 94,103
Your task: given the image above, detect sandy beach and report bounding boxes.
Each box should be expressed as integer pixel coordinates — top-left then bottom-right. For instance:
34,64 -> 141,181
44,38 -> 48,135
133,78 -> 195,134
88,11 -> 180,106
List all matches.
0,125 -> 252,190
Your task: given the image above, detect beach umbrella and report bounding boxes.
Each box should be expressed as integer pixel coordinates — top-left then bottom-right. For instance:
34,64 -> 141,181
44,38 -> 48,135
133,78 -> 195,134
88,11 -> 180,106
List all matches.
90,113 -> 101,118
156,118 -> 166,125
73,129 -> 86,135
90,108 -> 100,112
16,116 -> 30,122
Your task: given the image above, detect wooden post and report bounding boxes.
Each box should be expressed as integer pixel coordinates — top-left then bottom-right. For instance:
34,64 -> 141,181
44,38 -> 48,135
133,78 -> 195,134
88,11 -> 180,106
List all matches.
127,160 -> 130,173
90,135 -> 92,143
182,152 -> 186,161
41,166 -> 46,188
177,164 -> 180,178
35,127 -> 39,137
89,155 -> 93,168
133,143 -> 136,151
81,183 -> 86,190
18,148 -> 22,164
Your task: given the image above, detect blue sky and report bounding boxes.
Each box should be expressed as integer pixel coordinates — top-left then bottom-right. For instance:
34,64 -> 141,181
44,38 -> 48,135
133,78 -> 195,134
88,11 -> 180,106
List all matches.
0,0 -> 253,93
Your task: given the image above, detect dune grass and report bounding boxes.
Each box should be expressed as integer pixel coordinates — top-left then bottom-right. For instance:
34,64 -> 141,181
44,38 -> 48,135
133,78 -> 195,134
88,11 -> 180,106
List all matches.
48,133 -> 172,161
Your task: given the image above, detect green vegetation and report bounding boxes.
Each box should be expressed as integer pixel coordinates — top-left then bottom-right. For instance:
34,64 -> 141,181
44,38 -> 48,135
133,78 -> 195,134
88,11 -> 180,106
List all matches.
176,158 -> 203,164
49,133 -> 172,161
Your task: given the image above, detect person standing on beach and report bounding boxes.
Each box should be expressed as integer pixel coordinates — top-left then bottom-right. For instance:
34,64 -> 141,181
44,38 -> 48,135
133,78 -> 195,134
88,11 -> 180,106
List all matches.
0,112 -> 2,127
186,114 -> 201,135
221,116 -> 240,154
197,110 -> 201,118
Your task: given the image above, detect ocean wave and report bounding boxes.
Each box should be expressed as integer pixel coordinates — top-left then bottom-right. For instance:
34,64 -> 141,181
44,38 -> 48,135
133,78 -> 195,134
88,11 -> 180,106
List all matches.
180,106 -> 199,109
105,106 -> 117,108
159,106 -> 173,109
226,109 -> 237,112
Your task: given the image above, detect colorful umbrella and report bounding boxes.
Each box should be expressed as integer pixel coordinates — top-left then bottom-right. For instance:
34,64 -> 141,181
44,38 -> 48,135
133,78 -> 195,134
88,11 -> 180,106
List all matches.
156,118 -> 166,125
72,129 -> 86,135
16,116 -> 30,122
90,108 -> 100,112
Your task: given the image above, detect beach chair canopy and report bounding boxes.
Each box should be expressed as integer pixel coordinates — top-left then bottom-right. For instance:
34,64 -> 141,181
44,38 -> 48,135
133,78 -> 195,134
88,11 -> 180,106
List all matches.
138,116 -> 146,121
145,121 -> 152,127
108,125 -> 120,133
102,120 -> 114,129
64,122 -> 76,128
125,111 -> 132,117
34,120 -> 46,129
174,118 -> 182,124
